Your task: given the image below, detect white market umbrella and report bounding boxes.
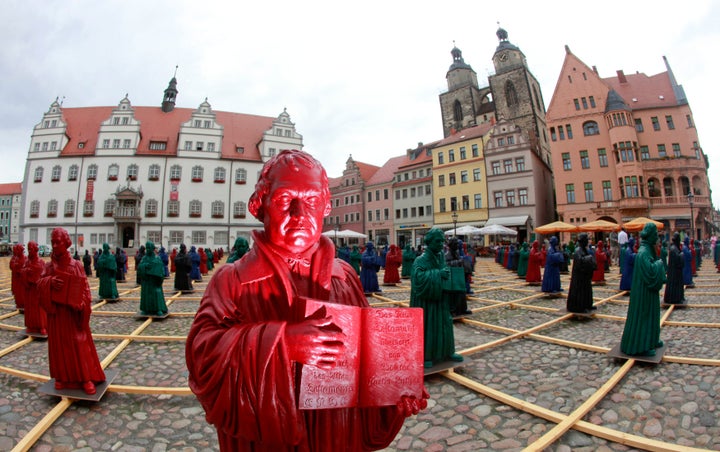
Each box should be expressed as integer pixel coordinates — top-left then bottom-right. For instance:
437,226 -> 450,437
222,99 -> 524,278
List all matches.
444,225 -> 484,236
322,229 -> 368,239
477,224 -> 518,236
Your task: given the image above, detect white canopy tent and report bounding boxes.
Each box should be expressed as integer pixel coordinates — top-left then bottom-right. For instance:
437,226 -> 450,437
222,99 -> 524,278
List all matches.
444,225 -> 484,236
477,224 -> 518,236
322,229 -> 368,239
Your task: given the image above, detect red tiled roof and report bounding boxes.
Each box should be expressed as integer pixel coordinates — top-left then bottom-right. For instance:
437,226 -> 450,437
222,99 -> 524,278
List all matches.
603,71 -> 676,110
0,182 -> 22,196
436,123 -> 493,147
367,155 -> 407,185
354,161 -> 381,183
328,176 -> 342,189
59,106 -> 275,160
397,144 -> 436,170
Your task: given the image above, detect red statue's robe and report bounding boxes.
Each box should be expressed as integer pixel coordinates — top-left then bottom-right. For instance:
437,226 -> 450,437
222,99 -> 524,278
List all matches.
592,246 -> 607,282
186,232 -> 406,451
383,245 -> 402,284
38,257 -> 105,388
10,253 -> 26,310
170,249 -> 177,273
526,242 -> 543,283
23,255 -> 47,334
199,248 -> 208,275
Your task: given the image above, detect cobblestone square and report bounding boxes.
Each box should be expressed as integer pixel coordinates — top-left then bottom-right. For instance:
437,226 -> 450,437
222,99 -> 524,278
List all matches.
1,256 -> 719,451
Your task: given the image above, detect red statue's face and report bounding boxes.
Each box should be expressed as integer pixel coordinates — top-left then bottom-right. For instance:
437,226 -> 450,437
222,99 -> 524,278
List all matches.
28,242 -> 38,257
263,165 -> 330,255
51,231 -> 70,257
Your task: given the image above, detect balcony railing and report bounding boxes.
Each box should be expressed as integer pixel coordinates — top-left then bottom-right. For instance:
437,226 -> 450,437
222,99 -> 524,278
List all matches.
641,156 -> 706,171
616,197 -> 650,210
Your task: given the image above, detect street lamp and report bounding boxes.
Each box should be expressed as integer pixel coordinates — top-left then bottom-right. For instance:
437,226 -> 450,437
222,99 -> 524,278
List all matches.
688,192 -> 694,240
451,211 -> 458,237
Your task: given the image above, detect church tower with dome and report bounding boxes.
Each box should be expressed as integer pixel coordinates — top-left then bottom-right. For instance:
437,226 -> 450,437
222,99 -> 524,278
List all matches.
488,26 -> 552,166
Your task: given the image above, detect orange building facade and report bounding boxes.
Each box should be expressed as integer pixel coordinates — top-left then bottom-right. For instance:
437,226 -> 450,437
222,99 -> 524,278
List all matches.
547,47 -> 712,240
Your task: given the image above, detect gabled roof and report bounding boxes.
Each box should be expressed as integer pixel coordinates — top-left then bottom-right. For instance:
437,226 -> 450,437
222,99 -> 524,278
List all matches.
603,71 -> 677,110
328,176 -> 342,190
354,161 -> 381,183
397,141 -> 438,170
436,123 -> 493,147
366,155 -> 406,186
0,182 -> 22,196
58,106 -> 275,161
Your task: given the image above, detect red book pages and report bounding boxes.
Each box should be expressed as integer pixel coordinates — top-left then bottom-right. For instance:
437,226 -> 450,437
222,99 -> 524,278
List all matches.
298,299 -> 424,410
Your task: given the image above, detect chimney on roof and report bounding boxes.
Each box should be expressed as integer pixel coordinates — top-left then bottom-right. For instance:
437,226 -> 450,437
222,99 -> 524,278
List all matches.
616,70 -> 627,84
592,65 -> 598,75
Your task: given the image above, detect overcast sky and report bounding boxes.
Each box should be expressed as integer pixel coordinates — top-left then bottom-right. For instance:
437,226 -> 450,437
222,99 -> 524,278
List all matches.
1,0 -> 718,206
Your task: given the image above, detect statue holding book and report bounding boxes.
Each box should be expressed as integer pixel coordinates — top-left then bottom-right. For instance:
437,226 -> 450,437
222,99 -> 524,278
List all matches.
186,149 -> 427,451
37,228 -> 105,395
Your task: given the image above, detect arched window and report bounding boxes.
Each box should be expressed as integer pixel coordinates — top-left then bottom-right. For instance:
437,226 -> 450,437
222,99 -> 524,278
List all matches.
192,165 -> 204,182
145,199 -> 158,217
30,200 -> 40,217
214,167 -> 226,183
663,177 -> 674,197
108,164 -> 119,181
679,176 -> 690,196
170,165 -> 182,180
148,164 -> 160,181
34,167 -> 44,182
647,178 -> 661,197
68,164 -> 79,181
583,121 -> 600,136
235,168 -> 247,184
691,175 -> 703,196
505,81 -> 518,107
211,200 -> 224,218
104,199 -> 116,217
64,199 -> 75,217
127,164 -> 139,180
189,200 -> 202,217
533,85 -> 543,111
47,199 -> 58,217
167,200 -> 179,217
51,165 -> 62,181
453,100 -> 463,122
233,201 -> 247,218
87,164 -> 98,180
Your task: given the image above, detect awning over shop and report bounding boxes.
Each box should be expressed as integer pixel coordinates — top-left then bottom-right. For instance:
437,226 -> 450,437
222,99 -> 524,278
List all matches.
485,215 -> 529,227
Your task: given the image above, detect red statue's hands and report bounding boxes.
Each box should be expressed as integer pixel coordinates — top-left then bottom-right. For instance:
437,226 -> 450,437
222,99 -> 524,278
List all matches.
51,276 -> 65,291
285,315 -> 346,370
397,387 -> 430,417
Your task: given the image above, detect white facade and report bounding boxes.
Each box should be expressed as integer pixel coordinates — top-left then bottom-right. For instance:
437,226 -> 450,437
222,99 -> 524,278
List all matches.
20,94 -> 303,253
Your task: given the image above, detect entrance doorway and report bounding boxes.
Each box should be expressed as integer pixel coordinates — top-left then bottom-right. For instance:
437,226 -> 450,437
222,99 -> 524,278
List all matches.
123,226 -> 135,248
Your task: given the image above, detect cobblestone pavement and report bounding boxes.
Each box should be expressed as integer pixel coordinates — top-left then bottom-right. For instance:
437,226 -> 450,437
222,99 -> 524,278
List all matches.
1,256 -> 719,451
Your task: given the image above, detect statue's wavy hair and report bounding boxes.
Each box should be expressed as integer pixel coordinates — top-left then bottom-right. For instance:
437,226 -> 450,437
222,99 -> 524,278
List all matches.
248,149 -> 330,221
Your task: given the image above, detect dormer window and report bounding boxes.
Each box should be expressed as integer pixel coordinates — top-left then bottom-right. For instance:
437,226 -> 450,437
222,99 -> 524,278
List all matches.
236,146 -> 244,154
149,141 -> 167,150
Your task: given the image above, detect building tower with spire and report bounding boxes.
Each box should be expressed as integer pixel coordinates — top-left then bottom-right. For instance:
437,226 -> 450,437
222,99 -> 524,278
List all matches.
161,70 -> 179,113
438,44 -> 494,138
488,26 -> 552,167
